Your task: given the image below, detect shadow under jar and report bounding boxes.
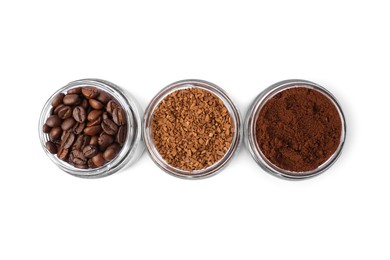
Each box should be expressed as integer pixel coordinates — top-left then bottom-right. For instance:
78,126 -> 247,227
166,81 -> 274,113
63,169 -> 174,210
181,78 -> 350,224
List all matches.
39,79 -> 144,178
144,79 -> 242,179
245,79 -> 346,180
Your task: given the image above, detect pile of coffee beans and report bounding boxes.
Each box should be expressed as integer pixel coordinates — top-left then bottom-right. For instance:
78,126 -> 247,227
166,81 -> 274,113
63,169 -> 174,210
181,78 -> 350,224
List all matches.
43,87 -> 127,169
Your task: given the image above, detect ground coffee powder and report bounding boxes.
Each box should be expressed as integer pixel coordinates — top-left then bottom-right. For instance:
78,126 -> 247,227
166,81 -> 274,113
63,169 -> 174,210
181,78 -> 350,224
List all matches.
152,88 -> 234,171
256,86 -> 342,172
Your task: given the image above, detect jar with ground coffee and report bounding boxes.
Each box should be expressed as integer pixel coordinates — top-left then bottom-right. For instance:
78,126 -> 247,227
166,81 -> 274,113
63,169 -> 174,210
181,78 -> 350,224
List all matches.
39,79 -> 144,178
245,79 -> 346,180
144,79 -> 242,179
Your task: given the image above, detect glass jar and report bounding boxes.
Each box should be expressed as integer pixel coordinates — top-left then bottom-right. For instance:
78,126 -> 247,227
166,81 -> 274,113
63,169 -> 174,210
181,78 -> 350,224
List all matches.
39,78 -> 144,178
245,79 -> 346,180
144,79 -> 242,179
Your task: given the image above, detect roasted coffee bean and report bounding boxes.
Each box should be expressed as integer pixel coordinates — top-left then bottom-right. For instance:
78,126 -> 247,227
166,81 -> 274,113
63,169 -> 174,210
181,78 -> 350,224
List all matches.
72,135 -> 83,151
117,126 -> 127,145
87,110 -> 103,121
82,135 -> 91,149
98,134 -> 114,150
53,139 -> 62,148
106,100 -> 119,114
112,107 -> 126,126
89,99 -> 103,110
60,130 -> 68,141
102,119 -> 118,135
63,94 -> 81,105
92,153 -> 106,167
46,115 -> 61,127
68,152 -> 74,164
56,105 -> 72,119
80,99 -> 89,109
61,118 -> 76,131
72,135 -> 90,151
67,87 -> 81,94
102,112 -> 110,120
75,164 -> 88,169
46,141 -> 58,154
84,125 -> 102,136
43,124 -> 51,133
73,106 -> 87,123
51,93 -> 65,108
89,136 -> 99,146
70,150 -> 87,166
97,91 -> 111,104
103,143 -> 120,161
57,147 -> 69,161
73,122 -> 85,135
61,132 -> 76,149
49,126 -> 62,141
81,87 -> 99,99
88,159 -> 97,169
86,116 -> 102,127
53,104 -> 64,114
83,145 -> 99,158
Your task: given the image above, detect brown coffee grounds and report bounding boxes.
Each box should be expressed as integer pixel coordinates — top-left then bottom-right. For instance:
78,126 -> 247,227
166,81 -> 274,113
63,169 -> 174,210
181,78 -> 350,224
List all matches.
152,88 -> 234,171
256,86 -> 342,172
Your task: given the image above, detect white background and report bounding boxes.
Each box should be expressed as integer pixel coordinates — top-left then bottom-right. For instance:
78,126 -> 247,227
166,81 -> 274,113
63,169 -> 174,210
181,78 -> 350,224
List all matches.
0,0 -> 389,259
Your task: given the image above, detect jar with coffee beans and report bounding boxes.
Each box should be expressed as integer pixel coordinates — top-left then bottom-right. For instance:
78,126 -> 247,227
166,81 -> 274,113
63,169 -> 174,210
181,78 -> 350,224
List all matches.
39,79 -> 144,178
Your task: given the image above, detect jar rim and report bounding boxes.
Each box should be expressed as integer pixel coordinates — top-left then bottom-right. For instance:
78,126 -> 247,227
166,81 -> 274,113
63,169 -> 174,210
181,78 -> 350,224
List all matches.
144,79 -> 242,179
245,79 -> 347,180
38,78 -> 143,178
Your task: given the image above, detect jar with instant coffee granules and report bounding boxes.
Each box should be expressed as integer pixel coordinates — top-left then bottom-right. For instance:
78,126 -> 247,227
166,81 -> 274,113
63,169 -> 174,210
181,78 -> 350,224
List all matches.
245,79 -> 346,180
144,79 -> 242,179
39,79 -> 144,178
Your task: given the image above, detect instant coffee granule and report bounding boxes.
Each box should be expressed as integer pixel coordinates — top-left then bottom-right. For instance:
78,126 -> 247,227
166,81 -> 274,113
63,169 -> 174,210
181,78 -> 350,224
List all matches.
151,88 -> 234,171
256,87 -> 342,172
